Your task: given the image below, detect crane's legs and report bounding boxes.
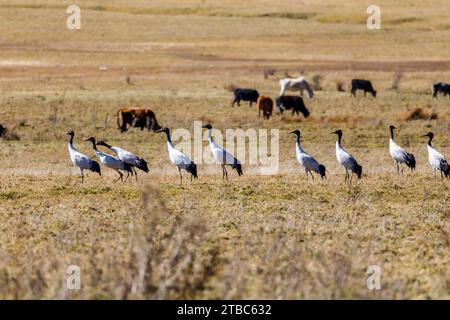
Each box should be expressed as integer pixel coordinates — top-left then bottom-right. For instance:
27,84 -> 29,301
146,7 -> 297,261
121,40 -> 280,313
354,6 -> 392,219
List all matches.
305,168 -> 309,180
221,164 -> 228,180
80,169 -> 84,184
113,170 -> 124,183
178,167 -> 183,186
132,167 -> 138,181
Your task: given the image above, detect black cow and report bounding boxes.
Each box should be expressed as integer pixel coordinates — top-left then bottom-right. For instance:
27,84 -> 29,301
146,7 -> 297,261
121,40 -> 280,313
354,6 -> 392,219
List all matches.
351,79 -> 377,97
432,82 -> 450,98
275,96 -> 310,118
232,88 -> 259,106
0,124 -> 6,137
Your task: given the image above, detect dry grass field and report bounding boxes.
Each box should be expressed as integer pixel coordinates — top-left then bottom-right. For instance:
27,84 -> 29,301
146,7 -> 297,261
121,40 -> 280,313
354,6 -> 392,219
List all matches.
0,0 -> 449,299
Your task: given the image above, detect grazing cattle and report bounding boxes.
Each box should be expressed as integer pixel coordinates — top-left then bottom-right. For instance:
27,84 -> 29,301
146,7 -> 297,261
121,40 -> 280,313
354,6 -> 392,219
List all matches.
257,96 -> 273,119
432,82 -> 450,98
0,124 -> 6,137
279,76 -> 314,98
275,96 -> 310,118
351,79 -> 377,97
232,88 -> 259,106
117,107 -> 161,133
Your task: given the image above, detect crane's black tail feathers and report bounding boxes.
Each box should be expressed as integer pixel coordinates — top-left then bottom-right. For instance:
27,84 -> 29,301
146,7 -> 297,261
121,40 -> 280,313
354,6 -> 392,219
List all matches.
354,163 -> 362,179
135,158 -> 149,173
405,153 -> 416,171
318,164 -> 326,179
441,160 -> 450,178
232,162 -> 243,176
90,160 -> 101,176
187,162 -> 198,179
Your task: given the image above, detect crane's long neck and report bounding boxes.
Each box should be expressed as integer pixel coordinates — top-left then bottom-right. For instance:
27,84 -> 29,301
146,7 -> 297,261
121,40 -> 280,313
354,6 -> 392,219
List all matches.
207,129 -> 213,142
296,136 -> 304,153
69,134 -> 74,145
389,128 -> 394,140
336,133 -> 342,147
88,140 -> 98,151
164,131 -> 173,147
427,136 -> 433,147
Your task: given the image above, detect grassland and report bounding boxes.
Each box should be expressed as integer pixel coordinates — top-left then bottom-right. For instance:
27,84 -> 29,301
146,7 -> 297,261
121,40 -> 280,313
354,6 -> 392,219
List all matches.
0,0 -> 449,299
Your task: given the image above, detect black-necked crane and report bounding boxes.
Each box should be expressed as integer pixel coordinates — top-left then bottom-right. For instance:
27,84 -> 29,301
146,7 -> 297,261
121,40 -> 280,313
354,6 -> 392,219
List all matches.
155,127 -> 198,185
65,130 -> 101,183
331,129 -> 362,184
389,125 -> 416,176
422,132 -> 449,179
96,140 -> 149,181
290,129 -> 326,180
84,137 -> 133,183
202,124 -> 243,180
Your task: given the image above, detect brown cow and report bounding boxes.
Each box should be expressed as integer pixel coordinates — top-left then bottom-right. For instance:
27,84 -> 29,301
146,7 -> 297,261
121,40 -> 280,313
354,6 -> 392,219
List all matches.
117,107 -> 161,133
257,96 -> 273,119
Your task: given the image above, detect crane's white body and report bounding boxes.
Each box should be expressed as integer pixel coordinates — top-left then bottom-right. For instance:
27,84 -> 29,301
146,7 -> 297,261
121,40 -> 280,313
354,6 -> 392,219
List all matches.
389,138 -> 409,164
335,141 -> 358,172
68,143 -> 93,172
295,141 -> 321,178
110,146 -> 140,166
207,132 -> 239,166
166,140 -> 193,171
427,144 -> 447,172
93,149 -> 127,171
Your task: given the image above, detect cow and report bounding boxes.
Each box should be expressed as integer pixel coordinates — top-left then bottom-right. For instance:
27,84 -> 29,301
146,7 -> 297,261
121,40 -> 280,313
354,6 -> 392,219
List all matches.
279,76 -> 314,98
275,96 -> 310,118
351,79 -> 377,97
117,107 -> 161,133
0,124 -> 6,137
232,88 -> 259,106
257,96 -> 273,119
432,82 -> 450,98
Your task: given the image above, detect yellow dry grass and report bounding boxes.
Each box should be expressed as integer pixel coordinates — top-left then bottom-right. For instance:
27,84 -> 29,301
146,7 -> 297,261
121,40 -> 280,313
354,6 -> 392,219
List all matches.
0,0 -> 449,299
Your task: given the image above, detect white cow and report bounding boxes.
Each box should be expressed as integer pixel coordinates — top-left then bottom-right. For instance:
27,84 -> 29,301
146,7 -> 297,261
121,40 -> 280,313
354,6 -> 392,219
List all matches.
279,76 -> 314,98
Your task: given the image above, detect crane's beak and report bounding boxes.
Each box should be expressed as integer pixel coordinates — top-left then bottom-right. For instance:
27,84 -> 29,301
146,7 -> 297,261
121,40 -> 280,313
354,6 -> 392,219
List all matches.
421,134 -> 428,137
155,128 -> 163,133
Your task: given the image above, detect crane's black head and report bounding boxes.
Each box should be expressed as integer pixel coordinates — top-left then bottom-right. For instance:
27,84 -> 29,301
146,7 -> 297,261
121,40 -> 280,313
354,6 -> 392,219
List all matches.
290,129 -> 301,137
155,127 -> 169,134
83,136 -> 96,144
96,140 -> 111,148
330,129 -> 343,136
65,130 -> 74,136
389,125 -> 397,131
422,132 -> 434,139
202,124 -> 213,130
